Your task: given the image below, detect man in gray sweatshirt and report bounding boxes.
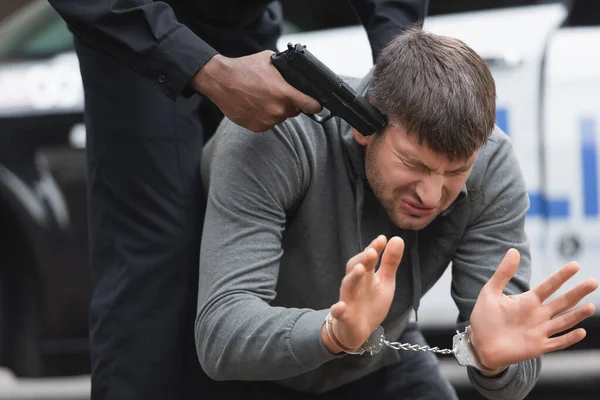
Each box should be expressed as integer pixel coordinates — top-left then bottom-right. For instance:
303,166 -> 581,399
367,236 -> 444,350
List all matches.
197,27 -> 598,399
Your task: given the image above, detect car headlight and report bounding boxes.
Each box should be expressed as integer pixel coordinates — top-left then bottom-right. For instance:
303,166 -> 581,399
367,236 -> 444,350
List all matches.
0,52 -> 83,117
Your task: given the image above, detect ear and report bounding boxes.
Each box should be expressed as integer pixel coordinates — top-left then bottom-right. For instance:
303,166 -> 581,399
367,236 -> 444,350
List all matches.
353,128 -> 372,146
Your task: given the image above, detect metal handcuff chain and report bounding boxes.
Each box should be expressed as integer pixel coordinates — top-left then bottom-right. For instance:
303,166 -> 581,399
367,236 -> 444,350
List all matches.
384,339 -> 455,355
325,313 -> 498,373
325,313 -> 455,356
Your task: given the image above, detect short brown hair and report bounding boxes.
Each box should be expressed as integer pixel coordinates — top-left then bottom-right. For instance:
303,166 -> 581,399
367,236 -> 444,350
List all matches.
368,25 -> 496,161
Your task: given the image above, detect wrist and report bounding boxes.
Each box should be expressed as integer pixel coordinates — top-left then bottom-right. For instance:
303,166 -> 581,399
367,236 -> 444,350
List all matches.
321,321 -> 343,354
191,54 -> 229,97
478,367 -> 508,378
326,313 -> 365,354
468,330 -> 508,377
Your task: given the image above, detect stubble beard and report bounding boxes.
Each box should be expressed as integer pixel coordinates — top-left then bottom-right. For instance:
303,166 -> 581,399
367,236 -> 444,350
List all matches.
364,144 -> 438,231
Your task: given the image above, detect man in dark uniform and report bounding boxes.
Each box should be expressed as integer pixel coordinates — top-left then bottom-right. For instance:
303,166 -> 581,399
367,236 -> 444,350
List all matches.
45,1 -> 429,399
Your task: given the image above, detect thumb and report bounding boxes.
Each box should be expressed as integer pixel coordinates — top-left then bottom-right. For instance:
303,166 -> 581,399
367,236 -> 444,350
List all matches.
377,236 -> 404,281
487,248 -> 520,294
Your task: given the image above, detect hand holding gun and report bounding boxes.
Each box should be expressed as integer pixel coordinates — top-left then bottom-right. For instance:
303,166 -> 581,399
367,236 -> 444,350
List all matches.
271,43 -> 387,136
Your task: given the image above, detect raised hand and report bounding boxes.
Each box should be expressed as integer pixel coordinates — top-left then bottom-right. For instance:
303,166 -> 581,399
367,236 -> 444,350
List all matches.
469,248 -> 598,371
191,51 -> 322,133
327,235 -> 405,351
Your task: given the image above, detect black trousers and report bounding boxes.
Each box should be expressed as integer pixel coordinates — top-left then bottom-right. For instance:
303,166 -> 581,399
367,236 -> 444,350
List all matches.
76,38 -> 211,399
75,36 -> 457,400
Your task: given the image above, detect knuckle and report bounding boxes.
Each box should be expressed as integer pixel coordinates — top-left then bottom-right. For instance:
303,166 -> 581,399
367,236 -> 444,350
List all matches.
271,86 -> 289,101
269,104 -> 288,120
543,304 -> 555,320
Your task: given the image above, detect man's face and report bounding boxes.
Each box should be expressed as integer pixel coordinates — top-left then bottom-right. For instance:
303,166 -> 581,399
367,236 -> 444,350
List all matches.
355,123 -> 477,230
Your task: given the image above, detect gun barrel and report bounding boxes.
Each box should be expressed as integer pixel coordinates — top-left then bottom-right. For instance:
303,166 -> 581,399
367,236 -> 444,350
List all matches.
289,44 -> 356,103
271,43 -> 387,135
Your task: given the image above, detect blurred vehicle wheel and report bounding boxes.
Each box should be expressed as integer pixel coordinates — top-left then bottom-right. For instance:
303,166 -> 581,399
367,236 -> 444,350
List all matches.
0,250 -> 44,377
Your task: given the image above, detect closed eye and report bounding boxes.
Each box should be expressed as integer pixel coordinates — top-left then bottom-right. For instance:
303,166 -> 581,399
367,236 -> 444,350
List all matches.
446,168 -> 470,176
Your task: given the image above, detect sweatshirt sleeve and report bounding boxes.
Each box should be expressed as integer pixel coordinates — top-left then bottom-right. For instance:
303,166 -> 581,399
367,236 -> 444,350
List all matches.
451,133 -> 541,400
47,0 -> 218,100
196,120 -> 340,381
349,0 -> 430,62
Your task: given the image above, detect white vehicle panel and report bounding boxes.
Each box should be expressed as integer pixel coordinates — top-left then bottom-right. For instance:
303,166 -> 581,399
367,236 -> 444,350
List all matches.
543,28 -> 600,312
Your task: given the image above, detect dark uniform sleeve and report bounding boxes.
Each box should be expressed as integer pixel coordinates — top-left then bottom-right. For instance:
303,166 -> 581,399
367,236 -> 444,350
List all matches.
349,0 -> 429,62
47,0 -> 218,100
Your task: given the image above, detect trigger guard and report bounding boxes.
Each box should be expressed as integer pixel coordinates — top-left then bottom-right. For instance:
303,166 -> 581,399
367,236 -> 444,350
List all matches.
304,108 -> 332,124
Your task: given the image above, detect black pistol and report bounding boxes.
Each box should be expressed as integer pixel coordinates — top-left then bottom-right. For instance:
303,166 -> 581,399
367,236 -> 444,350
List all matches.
271,43 -> 386,136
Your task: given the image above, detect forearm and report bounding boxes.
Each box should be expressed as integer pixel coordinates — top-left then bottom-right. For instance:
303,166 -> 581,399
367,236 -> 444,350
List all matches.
349,0 -> 429,62
195,296 -> 340,380
197,123 -> 338,380
467,358 -> 541,400
452,134 -> 540,398
48,0 -> 217,99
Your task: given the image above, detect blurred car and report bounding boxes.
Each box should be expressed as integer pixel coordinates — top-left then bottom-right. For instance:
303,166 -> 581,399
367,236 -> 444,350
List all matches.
1,0 -> 598,380
0,0 -> 89,377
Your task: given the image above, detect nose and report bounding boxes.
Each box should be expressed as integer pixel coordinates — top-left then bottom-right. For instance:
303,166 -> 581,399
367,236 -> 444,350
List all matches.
415,174 -> 443,208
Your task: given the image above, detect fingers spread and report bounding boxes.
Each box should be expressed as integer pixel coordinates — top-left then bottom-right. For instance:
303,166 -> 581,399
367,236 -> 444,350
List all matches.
341,263 -> 366,301
487,248 -> 520,294
346,248 -> 376,274
377,236 -> 404,281
533,262 -> 580,303
363,248 -> 380,272
544,328 -> 587,353
546,303 -> 596,337
370,235 -> 388,256
345,235 -> 387,274
365,235 -> 387,272
546,278 -> 599,316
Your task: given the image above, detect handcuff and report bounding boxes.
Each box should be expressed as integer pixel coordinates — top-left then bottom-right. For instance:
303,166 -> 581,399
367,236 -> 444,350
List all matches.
325,313 -> 506,375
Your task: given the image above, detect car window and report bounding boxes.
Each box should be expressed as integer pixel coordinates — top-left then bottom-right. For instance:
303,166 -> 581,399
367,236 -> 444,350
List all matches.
0,2 -> 73,60
20,14 -> 72,55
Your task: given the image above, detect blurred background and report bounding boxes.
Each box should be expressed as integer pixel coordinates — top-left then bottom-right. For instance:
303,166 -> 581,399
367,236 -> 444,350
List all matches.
0,0 -> 598,398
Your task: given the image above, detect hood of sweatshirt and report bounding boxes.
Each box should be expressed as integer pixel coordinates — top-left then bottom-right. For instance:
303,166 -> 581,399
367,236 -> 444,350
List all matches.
338,72 -> 468,319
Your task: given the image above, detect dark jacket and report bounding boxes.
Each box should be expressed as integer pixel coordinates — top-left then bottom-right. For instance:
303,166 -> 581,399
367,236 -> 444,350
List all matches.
47,0 -> 429,100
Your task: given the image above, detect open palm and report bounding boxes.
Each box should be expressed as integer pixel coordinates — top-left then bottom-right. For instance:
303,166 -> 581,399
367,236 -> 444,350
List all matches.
329,235 -> 405,350
469,249 -> 598,370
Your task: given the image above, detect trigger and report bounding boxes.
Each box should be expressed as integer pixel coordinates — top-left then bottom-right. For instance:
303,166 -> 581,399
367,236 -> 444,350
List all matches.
304,107 -> 332,124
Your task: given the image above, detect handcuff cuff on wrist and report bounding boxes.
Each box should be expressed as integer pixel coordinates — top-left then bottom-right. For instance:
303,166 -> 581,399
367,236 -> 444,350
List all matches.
325,312 -> 507,375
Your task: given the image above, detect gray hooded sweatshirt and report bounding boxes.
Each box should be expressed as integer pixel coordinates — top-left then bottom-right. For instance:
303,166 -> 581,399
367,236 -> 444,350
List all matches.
197,76 -> 541,399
